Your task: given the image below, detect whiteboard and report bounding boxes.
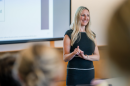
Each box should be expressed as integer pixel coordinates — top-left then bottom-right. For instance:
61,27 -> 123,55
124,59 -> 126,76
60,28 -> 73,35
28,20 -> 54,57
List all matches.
0,0 -> 126,51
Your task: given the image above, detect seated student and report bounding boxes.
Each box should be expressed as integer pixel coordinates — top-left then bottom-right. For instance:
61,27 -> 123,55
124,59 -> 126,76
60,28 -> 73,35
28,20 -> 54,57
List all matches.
91,0 -> 129,86
0,53 -> 21,86
107,0 -> 130,86
13,44 -> 65,86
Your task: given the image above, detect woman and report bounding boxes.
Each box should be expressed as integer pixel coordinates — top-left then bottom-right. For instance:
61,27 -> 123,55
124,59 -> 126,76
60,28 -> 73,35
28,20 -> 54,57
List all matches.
63,6 -> 100,86
13,44 -> 64,86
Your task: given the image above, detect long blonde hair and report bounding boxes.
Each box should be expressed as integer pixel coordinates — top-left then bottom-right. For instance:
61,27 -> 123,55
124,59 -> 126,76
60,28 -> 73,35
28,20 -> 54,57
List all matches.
70,6 -> 96,46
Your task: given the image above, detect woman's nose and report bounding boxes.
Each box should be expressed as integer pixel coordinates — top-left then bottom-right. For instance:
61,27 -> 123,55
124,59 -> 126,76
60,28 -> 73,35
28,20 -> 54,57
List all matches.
85,15 -> 88,19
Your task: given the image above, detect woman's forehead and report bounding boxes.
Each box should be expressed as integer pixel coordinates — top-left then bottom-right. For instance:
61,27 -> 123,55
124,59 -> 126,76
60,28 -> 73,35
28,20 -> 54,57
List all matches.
81,9 -> 89,14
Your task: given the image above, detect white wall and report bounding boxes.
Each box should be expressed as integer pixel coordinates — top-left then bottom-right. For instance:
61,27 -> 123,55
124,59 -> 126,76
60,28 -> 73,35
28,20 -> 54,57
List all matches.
0,41 -> 50,52
71,0 -> 125,45
55,0 -> 125,47
0,0 -> 125,52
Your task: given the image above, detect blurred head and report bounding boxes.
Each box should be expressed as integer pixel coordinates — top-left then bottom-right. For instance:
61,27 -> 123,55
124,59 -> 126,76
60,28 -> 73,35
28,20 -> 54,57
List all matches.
108,0 -> 130,74
14,44 -> 64,86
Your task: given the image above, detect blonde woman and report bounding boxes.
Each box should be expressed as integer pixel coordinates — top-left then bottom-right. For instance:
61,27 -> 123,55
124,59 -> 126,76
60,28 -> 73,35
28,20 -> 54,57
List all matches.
63,6 -> 100,85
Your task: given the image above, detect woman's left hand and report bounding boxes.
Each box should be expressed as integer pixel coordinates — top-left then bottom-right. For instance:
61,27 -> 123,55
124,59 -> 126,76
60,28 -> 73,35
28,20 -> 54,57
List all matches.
79,51 -> 86,59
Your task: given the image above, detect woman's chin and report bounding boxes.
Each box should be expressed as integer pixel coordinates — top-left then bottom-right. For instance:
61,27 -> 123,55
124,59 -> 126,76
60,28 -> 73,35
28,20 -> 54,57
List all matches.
81,23 -> 88,26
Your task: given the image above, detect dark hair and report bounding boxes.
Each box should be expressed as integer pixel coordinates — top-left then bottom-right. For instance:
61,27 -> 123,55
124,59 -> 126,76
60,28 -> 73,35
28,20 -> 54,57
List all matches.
0,53 -> 21,86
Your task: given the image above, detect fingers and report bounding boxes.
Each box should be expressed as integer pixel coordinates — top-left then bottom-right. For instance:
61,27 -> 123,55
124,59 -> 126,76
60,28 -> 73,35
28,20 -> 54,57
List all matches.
80,51 -> 84,54
77,46 -> 80,52
78,53 -> 82,57
77,46 -> 79,49
78,51 -> 84,58
73,48 -> 80,55
74,46 -> 80,53
73,46 -> 84,57
77,46 -> 80,53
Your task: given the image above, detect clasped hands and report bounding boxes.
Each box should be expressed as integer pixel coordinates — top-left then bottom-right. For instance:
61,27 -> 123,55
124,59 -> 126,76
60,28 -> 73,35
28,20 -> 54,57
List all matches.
73,46 -> 86,59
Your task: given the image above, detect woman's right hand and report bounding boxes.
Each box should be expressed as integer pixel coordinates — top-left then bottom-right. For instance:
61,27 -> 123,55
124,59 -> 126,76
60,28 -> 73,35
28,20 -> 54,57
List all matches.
73,46 -> 82,57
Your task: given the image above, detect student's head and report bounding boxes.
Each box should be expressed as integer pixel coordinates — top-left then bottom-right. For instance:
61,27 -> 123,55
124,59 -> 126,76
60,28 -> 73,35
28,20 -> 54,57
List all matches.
108,0 -> 130,74
71,6 -> 90,29
14,44 -> 64,86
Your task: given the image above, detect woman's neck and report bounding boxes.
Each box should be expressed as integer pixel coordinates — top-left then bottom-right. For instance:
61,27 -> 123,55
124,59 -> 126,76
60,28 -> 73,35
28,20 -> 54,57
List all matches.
80,26 -> 85,32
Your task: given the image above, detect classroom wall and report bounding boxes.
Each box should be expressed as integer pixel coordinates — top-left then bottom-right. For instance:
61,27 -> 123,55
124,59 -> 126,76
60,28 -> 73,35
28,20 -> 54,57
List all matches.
55,0 -> 125,47
71,0 -> 125,45
0,41 -> 50,52
0,0 -> 125,52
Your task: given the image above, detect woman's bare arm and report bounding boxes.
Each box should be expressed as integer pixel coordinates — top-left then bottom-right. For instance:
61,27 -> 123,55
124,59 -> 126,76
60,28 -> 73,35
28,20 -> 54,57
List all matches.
80,38 -> 100,61
63,35 -> 80,62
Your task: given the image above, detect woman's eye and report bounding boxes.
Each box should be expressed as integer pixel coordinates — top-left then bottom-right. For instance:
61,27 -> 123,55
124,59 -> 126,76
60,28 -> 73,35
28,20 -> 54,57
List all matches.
81,15 -> 85,16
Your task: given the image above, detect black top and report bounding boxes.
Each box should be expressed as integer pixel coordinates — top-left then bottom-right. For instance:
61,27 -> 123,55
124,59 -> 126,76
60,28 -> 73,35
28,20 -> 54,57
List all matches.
65,29 -> 96,69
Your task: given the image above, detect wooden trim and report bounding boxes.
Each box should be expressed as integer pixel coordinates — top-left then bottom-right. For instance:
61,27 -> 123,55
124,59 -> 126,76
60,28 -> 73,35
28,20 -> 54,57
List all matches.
0,50 -> 21,53
50,41 -> 55,47
0,38 -> 63,44
0,45 -> 107,53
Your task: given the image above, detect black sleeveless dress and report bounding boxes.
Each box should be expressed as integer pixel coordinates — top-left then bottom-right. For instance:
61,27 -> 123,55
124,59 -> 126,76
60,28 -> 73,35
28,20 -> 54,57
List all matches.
64,29 -> 96,86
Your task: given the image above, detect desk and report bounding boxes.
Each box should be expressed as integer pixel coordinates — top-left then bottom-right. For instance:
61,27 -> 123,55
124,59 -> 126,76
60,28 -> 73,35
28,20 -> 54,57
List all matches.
106,77 -> 128,86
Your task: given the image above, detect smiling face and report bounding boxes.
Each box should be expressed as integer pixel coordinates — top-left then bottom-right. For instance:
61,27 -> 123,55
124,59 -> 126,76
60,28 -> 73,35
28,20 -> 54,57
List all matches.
80,9 -> 90,26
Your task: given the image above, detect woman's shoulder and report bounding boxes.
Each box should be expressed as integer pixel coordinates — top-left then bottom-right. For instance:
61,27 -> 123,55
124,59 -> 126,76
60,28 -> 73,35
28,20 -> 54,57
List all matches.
66,29 -> 73,33
64,29 -> 73,39
65,29 -> 73,35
